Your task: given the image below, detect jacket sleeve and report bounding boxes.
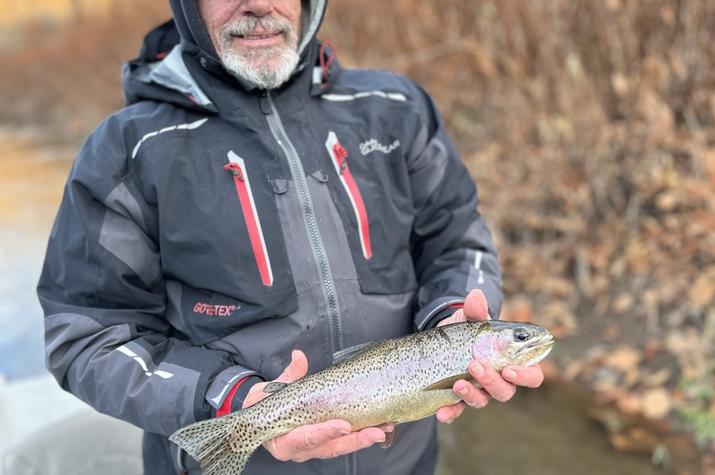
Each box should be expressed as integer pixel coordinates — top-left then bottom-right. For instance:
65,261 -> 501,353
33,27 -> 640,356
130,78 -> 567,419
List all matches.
408,86 -> 503,330
37,118 -> 259,437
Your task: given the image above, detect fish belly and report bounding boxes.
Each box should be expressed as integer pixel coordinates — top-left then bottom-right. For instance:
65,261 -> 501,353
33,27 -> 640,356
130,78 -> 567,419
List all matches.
389,389 -> 461,424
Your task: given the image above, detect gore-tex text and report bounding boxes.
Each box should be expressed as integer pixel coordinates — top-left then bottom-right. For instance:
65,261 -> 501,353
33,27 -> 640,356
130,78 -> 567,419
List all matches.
193,303 -> 239,317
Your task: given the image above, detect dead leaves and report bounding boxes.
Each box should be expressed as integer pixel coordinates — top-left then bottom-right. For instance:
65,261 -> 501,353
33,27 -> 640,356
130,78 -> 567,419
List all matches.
689,270 -> 715,311
665,328 -> 709,380
604,346 -> 641,374
643,389 -> 675,420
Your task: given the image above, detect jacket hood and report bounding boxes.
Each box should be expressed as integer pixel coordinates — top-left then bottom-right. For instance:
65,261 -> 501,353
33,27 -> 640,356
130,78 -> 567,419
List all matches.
168,0 -> 327,64
123,19 -> 216,111
123,1 -> 337,109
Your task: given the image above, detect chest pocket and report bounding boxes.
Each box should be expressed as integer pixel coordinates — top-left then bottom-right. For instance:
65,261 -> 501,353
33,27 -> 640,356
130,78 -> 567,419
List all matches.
224,151 -> 274,287
153,141 -> 298,345
323,130 -> 418,295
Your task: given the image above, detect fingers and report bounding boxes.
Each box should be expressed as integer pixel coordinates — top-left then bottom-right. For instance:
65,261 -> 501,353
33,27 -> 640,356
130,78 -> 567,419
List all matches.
266,420 -> 385,462
502,364 -> 545,389
269,420 -> 352,459
436,402 -> 466,423
462,289 -> 489,321
468,360 -> 516,403
436,378 -> 491,424
453,380 -> 490,408
311,427 -> 385,460
275,350 -> 309,384
439,362 -> 537,422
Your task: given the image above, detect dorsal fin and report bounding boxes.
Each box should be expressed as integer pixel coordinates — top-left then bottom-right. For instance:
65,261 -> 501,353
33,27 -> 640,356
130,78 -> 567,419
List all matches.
333,340 -> 384,364
262,381 -> 289,394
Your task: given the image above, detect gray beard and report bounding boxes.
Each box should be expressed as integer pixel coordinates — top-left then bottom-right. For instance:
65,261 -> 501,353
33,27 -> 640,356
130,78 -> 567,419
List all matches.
219,45 -> 300,90
218,17 -> 301,90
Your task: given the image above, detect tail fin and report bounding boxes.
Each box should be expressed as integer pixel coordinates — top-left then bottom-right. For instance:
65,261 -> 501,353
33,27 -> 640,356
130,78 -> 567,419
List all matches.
169,412 -> 265,475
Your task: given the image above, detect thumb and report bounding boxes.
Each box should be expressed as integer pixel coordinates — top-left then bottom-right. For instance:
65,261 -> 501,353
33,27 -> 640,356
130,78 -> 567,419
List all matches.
275,350 -> 309,383
463,289 -> 489,321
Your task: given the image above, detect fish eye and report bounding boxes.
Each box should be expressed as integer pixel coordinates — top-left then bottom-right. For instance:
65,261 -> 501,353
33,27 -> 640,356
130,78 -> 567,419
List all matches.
513,328 -> 530,342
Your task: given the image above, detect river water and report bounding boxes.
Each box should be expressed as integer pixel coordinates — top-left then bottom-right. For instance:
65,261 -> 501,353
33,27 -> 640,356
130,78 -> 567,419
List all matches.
0,131 -> 72,379
435,383 -> 665,475
0,133 -> 663,474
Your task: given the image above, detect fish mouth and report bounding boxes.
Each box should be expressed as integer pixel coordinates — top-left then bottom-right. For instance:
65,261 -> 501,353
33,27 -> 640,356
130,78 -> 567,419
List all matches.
515,334 -> 554,365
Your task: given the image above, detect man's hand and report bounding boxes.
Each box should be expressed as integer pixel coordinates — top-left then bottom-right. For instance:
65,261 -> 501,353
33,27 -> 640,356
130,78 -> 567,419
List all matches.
243,350 -> 389,462
435,290 -> 545,423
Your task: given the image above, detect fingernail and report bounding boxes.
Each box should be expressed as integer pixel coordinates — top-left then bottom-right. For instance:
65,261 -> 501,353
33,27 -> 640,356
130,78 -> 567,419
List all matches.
444,418 -> 454,424
503,369 -> 517,381
457,385 -> 469,397
469,362 -> 484,377
376,434 -> 386,443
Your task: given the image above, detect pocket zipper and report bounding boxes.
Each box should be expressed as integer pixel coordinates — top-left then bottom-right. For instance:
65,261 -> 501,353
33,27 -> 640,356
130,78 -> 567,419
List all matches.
224,151 -> 274,286
325,132 -> 373,260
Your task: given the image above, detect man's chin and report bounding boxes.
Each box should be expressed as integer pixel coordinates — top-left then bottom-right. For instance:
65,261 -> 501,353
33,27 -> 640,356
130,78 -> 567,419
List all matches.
220,48 -> 300,90
241,59 -> 287,74
225,46 -> 285,67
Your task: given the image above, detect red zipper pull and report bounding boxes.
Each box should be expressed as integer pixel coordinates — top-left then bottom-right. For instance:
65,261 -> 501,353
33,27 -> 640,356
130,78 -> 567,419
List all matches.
224,162 -> 244,181
332,142 -> 349,173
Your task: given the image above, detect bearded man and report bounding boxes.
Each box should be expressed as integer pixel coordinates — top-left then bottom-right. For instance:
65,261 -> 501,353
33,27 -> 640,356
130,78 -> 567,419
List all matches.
38,1 -> 544,474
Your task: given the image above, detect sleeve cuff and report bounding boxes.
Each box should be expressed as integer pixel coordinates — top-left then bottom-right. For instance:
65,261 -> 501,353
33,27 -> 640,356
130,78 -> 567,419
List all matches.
215,375 -> 264,417
417,296 -> 500,331
206,366 -> 263,416
422,302 -> 464,330
415,297 -> 465,330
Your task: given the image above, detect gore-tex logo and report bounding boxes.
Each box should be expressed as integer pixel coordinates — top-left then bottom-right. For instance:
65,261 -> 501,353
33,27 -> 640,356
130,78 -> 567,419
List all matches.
193,302 -> 239,317
359,138 -> 401,156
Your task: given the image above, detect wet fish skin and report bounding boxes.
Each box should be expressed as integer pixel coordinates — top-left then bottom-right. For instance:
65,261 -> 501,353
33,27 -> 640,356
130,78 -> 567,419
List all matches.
170,320 -> 554,474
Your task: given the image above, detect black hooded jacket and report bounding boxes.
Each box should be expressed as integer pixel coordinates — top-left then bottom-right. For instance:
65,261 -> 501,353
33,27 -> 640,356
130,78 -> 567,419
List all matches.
38,1 -> 502,473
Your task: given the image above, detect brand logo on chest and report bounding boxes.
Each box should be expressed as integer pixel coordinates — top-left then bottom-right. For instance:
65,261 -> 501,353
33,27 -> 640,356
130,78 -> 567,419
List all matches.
359,138 -> 401,156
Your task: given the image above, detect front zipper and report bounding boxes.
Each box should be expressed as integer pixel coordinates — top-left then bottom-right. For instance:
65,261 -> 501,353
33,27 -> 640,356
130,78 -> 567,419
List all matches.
325,131 -> 373,260
262,93 -> 344,355
224,151 -> 274,287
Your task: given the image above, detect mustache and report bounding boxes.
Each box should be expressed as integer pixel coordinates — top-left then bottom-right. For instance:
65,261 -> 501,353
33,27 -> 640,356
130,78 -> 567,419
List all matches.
220,16 -> 294,38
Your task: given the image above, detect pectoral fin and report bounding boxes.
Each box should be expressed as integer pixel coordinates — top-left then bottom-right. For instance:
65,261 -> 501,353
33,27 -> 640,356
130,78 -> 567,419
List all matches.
381,425 -> 398,449
423,373 -> 473,391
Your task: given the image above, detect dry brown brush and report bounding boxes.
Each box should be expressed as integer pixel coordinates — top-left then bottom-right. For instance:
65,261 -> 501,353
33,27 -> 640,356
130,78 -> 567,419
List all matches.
0,1 -> 170,137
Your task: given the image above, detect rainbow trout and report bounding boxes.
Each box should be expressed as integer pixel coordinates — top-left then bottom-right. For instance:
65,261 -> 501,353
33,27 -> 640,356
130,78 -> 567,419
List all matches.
170,321 -> 554,474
